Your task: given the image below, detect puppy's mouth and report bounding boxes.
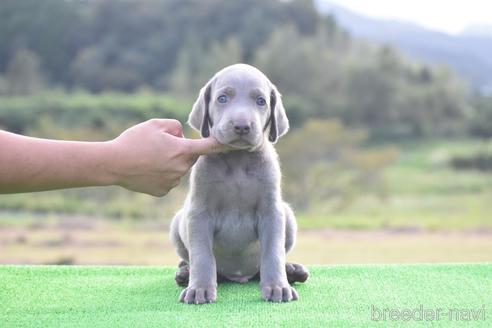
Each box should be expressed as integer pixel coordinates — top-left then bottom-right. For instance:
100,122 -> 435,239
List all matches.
226,138 -> 254,149
214,129 -> 258,150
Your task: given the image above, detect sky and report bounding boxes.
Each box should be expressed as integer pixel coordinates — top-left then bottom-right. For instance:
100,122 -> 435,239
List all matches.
326,0 -> 492,35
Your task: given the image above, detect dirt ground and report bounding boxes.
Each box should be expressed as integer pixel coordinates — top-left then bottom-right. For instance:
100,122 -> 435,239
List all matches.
1,221 -> 492,265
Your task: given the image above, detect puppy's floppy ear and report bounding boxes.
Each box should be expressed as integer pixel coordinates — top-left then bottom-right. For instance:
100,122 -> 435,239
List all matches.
268,84 -> 289,143
188,81 -> 213,137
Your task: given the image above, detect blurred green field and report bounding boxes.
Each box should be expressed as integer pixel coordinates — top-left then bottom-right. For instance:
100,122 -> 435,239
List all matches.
297,139 -> 492,230
1,138 -> 492,231
1,139 -> 492,265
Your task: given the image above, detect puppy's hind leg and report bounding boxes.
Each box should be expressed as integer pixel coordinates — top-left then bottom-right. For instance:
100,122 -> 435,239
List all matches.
174,260 -> 230,286
284,203 -> 309,284
170,210 -> 190,286
286,262 -> 309,284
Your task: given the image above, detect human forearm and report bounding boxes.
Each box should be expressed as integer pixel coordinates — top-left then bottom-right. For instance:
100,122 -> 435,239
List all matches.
0,120 -> 227,196
0,130 -> 115,193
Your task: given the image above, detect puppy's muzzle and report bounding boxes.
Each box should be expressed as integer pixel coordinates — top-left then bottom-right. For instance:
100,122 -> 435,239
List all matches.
233,123 -> 251,135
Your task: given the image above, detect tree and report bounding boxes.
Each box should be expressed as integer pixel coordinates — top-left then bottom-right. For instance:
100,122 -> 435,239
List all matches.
169,37 -> 243,97
199,38 -> 243,81
0,0 -> 85,85
5,48 -> 45,95
470,96 -> 492,140
168,37 -> 206,98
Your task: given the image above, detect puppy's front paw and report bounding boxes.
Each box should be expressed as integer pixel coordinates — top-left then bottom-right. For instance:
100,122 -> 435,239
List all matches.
179,286 -> 217,304
261,282 -> 299,302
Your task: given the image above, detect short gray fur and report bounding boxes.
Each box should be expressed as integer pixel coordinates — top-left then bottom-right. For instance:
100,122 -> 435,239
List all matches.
170,64 -> 305,304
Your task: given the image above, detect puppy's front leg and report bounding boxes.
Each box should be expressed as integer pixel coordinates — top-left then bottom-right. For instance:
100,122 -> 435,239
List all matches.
258,203 -> 299,302
179,212 -> 217,304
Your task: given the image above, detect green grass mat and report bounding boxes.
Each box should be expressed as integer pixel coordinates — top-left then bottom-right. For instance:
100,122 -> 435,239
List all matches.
1,264 -> 491,327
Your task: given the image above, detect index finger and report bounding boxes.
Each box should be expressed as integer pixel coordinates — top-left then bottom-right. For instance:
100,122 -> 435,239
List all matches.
182,137 -> 230,155
148,119 -> 184,137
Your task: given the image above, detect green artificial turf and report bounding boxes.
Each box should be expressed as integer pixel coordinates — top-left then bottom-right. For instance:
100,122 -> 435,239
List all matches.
1,264 -> 491,327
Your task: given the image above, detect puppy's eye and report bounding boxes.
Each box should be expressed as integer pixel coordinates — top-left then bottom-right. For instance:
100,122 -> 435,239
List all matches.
256,96 -> 266,106
217,95 -> 228,104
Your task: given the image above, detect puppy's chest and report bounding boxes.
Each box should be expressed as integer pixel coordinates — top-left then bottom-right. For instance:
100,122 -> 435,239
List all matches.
194,151 -> 277,223
211,166 -> 264,211
204,165 -> 267,249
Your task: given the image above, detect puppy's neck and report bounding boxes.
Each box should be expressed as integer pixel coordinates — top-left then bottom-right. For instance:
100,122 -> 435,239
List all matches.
206,140 -> 274,164
198,140 -> 280,183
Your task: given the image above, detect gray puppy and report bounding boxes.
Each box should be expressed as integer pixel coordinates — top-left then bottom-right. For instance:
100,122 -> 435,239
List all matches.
170,64 -> 308,304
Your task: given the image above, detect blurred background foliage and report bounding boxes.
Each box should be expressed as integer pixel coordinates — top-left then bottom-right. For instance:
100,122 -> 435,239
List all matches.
0,0 -> 473,139
1,0 -> 492,264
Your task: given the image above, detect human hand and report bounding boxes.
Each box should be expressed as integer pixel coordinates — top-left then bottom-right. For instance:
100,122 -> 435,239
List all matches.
108,119 -> 226,196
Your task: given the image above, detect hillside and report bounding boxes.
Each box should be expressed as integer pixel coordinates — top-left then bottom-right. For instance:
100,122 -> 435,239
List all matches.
316,1 -> 492,93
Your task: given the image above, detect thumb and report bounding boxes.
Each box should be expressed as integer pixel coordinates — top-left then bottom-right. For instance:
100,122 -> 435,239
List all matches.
148,119 -> 184,137
182,137 -> 229,155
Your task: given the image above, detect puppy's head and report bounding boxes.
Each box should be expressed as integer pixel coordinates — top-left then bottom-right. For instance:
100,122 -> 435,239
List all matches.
188,64 -> 289,150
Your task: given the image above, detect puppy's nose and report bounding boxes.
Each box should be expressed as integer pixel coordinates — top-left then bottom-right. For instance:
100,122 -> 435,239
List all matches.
234,124 -> 251,135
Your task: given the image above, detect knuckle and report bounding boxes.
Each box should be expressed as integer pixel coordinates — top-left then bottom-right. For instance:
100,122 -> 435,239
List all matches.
164,119 -> 183,135
168,119 -> 182,129
147,118 -> 159,126
175,164 -> 189,176
154,189 -> 169,197
172,178 -> 181,188
181,165 -> 191,175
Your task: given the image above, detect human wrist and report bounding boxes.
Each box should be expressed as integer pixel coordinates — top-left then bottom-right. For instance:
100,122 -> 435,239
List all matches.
93,140 -> 123,187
